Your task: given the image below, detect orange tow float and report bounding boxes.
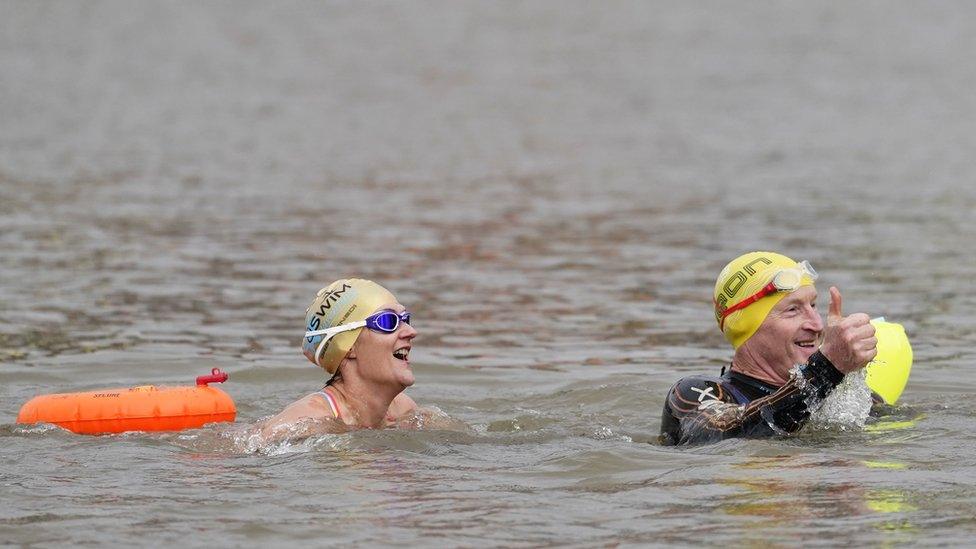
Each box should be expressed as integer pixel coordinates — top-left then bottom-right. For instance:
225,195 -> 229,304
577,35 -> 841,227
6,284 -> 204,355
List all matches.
17,368 -> 236,435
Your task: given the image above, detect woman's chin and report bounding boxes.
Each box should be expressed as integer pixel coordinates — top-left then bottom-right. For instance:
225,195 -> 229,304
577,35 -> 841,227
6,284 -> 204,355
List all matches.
396,366 -> 415,387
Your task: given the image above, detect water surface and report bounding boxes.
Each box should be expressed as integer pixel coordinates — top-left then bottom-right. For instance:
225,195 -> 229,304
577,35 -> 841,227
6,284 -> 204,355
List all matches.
2,1 -> 975,546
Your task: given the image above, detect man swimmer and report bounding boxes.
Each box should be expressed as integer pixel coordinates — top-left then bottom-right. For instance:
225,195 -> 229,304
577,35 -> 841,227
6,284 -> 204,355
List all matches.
261,279 -> 423,438
660,252 -> 878,445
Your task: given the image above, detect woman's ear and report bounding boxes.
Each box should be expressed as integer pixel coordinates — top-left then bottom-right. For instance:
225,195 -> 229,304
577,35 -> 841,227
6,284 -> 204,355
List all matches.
346,340 -> 358,360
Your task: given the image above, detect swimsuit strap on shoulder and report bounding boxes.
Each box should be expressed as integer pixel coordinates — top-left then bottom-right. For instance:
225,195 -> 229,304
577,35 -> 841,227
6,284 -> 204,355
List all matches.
315,388 -> 342,420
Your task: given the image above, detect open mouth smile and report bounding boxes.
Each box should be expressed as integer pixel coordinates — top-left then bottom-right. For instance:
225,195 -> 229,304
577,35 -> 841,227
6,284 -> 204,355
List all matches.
393,347 -> 410,361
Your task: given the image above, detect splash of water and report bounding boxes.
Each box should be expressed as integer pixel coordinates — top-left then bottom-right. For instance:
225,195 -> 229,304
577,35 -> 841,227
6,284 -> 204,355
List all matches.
166,407 -> 474,456
395,405 -> 475,432
808,369 -> 873,430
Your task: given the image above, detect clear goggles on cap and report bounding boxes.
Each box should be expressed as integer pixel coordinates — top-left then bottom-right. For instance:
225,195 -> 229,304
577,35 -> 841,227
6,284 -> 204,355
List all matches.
719,260 -> 818,329
305,309 -> 411,367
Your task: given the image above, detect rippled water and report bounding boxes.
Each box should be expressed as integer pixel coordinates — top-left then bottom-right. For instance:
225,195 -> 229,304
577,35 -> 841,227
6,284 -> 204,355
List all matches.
3,1 -> 976,545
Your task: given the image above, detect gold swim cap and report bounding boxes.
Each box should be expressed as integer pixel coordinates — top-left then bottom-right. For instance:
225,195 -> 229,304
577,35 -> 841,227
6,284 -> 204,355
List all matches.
713,251 -> 816,349
301,279 -> 396,374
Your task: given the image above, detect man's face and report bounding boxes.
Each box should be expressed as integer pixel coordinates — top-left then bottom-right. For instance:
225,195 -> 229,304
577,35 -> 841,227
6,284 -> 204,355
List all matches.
741,285 -> 824,379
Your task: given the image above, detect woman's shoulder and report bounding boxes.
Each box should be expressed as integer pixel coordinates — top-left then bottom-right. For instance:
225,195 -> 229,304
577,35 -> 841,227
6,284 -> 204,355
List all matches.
288,391 -> 338,418
260,391 -> 342,437
387,392 -> 418,418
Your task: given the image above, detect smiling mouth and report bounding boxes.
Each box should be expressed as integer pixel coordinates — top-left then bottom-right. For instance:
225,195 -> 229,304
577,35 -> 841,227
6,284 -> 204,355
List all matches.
393,348 -> 410,361
795,340 -> 817,350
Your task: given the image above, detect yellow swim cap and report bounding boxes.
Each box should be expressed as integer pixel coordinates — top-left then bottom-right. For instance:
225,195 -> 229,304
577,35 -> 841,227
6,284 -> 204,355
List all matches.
713,251 -> 816,349
865,319 -> 913,405
301,279 -> 396,374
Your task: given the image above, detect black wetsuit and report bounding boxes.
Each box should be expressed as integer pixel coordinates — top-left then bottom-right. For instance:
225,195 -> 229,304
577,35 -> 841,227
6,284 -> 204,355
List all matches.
660,351 -> 845,445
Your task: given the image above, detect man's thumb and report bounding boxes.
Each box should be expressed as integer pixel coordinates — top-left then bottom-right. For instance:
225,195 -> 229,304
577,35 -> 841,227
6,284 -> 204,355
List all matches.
828,286 -> 843,323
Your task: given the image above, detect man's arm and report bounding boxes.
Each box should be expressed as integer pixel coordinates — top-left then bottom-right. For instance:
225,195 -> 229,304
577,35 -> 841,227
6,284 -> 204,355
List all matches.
661,351 -> 844,445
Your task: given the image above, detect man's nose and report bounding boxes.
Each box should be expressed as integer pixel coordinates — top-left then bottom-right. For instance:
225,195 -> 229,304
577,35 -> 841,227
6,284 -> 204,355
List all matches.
804,306 -> 824,331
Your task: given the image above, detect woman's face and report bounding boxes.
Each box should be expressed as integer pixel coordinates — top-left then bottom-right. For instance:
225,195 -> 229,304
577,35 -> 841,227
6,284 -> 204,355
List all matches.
351,302 -> 417,389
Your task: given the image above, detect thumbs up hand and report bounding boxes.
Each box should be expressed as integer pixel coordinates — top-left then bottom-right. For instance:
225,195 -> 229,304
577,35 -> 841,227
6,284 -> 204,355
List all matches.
819,286 -> 878,374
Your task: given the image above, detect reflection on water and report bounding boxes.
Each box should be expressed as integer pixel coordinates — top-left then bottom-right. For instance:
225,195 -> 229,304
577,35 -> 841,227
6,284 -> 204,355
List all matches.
3,0 -> 976,546
718,475 -> 917,545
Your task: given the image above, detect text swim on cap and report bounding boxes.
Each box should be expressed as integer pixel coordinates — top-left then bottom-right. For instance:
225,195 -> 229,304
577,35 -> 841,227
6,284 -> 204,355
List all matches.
301,279 -> 396,374
713,251 -> 814,349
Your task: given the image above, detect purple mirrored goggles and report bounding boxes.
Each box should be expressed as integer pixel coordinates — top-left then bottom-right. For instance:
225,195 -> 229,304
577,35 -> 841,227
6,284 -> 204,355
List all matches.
305,310 -> 412,366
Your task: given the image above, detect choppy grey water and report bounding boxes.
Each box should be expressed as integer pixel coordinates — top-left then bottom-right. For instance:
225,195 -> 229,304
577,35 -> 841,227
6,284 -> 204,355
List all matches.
2,1 -> 975,546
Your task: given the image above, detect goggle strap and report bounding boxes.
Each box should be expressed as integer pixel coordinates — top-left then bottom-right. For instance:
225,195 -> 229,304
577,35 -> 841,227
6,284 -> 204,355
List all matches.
717,260 -> 817,330
305,320 -> 367,339
305,311 -> 411,368
314,338 -> 328,369
307,321 -> 368,369
719,282 -> 777,329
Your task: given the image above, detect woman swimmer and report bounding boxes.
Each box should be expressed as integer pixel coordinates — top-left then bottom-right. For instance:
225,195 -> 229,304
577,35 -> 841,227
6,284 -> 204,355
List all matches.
260,279 -> 434,438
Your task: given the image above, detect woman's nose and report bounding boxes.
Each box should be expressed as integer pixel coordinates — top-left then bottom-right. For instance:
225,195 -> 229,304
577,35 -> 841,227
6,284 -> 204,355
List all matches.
400,323 -> 417,339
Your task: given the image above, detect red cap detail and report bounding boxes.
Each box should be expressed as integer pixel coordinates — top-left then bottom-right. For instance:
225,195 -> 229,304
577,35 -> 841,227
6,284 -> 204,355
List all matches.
196,368 -> 229,386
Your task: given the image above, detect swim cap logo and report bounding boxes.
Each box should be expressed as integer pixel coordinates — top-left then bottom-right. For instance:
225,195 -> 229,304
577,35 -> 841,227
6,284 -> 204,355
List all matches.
305,283 -> 353,343
714,256 -> 774,322
313,283 -> 352,316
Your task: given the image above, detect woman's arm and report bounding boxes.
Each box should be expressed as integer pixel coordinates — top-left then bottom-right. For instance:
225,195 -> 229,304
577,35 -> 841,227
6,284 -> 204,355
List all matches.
386,393 -> 471,431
